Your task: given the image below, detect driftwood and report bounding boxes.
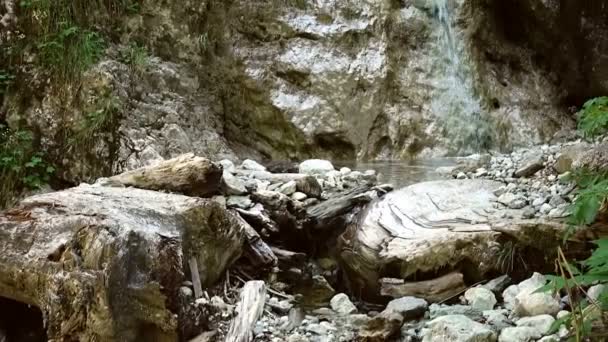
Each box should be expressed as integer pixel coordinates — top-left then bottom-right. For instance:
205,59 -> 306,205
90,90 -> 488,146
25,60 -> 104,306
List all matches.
233,212 -> 278,268
189,258 -> 204,299
109,153 -> 222,197
379,272 -> 466,303
307,186 -> 375,229
270,246 -> 306,267
225,281 -> 267,342
236,206 -> 280,235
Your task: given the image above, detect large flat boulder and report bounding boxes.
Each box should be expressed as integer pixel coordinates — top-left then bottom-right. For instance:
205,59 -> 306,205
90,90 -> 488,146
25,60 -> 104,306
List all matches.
0,184 -> 244,341
339,179 -> 564,299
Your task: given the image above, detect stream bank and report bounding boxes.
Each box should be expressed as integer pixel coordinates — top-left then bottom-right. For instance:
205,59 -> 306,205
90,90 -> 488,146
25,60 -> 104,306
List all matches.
0,134 -> 605,341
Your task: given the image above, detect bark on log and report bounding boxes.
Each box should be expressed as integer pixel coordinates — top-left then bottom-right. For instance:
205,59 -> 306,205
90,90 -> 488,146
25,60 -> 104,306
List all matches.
236,206 -> 280,234
233,212 -> 278,268
306,186 -> 375,229
270,246 -> 306,267
379,272 -> 466,303
225,281 -> 267,342
0,184 -> 244,341
109,153 -> 222,197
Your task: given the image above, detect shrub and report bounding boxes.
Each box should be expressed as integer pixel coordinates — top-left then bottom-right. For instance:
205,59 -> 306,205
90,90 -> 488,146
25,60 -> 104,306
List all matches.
119,43 -> 149,73
0,125 -> 54,207
577,96 -> 608,139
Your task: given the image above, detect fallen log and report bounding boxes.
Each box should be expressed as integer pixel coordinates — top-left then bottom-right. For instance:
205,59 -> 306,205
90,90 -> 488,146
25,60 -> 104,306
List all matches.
0,184 -> 244,341
306,186 -> 375,229
379,272 -> 466,303
109,153 -> 222,197
270,246 -> 306,267
225,281 -> 267,342
233,212 -> 278,268
236,205 -> 280,235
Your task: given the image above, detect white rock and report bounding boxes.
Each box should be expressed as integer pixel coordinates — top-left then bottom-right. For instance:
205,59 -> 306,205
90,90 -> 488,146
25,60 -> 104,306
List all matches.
299,159 -> 335,175
330,293 -> 357,315
456,172 -> 467,179
464,287 -> 497,311
226,196 -> 253,209
292,192 -> 308,201
241,159 -> 266,171
221,171 -> 248,195
505,273 -> 560,317
339,167 -> 352,175
279,181 -> 298,195
538,335 -> 559,342
422,315 -> 496,342
384,296 -> 428,319
499,327 -> 543,342
540,203 -> 553,215
219,159 -> 236,173
515,314 -> 555,334
588,284 -> 606,303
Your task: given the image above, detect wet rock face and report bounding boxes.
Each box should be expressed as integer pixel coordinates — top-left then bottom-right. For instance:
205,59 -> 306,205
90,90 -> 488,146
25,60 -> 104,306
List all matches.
5,0 -> 594,184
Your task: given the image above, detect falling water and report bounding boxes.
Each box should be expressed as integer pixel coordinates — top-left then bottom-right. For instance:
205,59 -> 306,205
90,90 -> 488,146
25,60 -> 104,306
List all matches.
431,0 -> 491,154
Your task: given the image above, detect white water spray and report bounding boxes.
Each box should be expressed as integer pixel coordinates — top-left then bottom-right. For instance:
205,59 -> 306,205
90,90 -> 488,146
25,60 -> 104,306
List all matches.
431,0 -> 491,154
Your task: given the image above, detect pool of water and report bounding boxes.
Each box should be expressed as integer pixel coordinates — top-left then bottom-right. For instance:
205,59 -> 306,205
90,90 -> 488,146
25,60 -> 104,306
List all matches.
338,159 -> 457,188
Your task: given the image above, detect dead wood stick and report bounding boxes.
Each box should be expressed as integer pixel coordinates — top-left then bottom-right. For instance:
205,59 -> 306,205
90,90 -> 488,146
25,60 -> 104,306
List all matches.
225,280 -> 267,342
189,257 -> 203,299
380,272 -> 466,303
233,211 -> 278,267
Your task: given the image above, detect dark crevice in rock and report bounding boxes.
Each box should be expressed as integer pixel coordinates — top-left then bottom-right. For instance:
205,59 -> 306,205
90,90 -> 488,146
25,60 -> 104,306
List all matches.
0,297 -> 47,342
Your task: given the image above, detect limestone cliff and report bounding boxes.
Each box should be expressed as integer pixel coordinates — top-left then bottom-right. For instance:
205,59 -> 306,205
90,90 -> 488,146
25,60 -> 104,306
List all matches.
1,0 -> 605,186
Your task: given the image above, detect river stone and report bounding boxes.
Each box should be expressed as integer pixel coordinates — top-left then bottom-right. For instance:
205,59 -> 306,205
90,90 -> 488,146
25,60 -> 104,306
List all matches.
359,311 -> 404,341
241,159 -> 267,171
279,181 -> 298,195
295,176 -> 323,199
226,195 -> 253,209
483,310 -> 512,331
515,315 -> 555,334
498,327 -> 543,342
504,273 -> 560,317
587,284 -> 606,302
429,304 -> 484,321
384,296 -> 428,320
482,275 -> 512,295
0,184 -> 244,341
219,159 -> 236,173
422,315 -> 497,342
221,171 -> 248,195
514,155 -> 544,178
299,159 -> 335,175
340,180 -> 506,296
330,293 -> 357,315
464,287 -> 497,310
292,192 -> 308,201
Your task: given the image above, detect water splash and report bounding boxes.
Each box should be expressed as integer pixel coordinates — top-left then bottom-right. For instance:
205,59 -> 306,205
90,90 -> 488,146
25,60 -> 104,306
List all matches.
431,0 -> 491,154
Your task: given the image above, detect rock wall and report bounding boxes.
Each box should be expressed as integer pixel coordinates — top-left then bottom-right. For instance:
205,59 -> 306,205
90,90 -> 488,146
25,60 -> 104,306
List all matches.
2,0 -> 607,184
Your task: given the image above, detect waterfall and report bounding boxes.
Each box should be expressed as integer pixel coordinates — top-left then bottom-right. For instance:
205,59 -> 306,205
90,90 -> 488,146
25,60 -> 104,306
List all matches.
431,0 -> 490,154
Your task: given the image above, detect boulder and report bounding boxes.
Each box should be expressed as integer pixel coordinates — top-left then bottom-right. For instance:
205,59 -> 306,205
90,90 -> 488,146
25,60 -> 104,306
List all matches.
503,273 -> 560,317
109,153 -> 222,197
573,143 -> 608,172
464,287 -> 497,311
330,293 -> 357,315
384,297 -> 428,320
422,315 -> 497,342
515,315 -> 555,335
299,159 -> 335,175
279,181 -> 298,195
0,184 -> 245,341
221,171 -> 248,195
514,155 -> 544,178
219,159 -> 236,174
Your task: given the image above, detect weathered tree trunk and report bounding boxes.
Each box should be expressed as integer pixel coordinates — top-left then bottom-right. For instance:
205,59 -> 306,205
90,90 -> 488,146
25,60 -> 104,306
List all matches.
380,272 -> 466,303
0,184 -> 244,341
109,153 -> 222,197
233,212 -> 278,268
225,281 -> 267,342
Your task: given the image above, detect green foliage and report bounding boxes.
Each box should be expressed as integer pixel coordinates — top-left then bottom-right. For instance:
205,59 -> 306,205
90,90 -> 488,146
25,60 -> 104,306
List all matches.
37,23 -> 105,81
119,43 -> 149,73
0,70 -> 15,94
577,96 -> 608,139
567,170 -> 608,227
70,93 -> 122,148
0,125 -> 55,207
